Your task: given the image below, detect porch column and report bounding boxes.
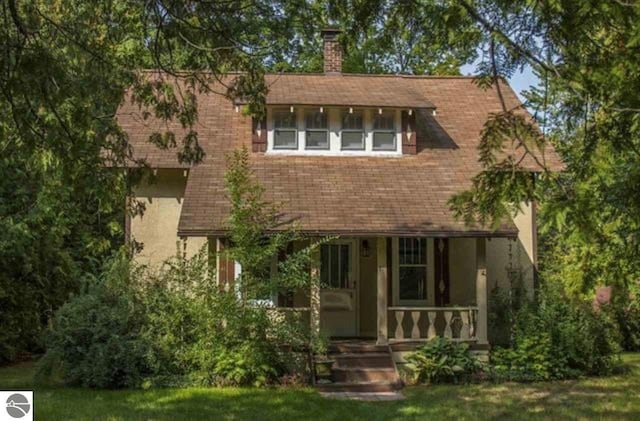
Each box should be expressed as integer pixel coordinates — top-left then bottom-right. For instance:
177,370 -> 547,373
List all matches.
475,237 -> 488,345
310,245 -> 320,338
377,237 -> 388,345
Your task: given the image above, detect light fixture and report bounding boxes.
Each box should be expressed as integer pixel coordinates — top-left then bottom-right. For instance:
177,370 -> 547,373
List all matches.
320,106 -> 324,113
432,109 -> 437,116
290,106 -> 294,113
378,108 -> 382,115
408,109 -> 413,116
234,105 -> 239,113
349,107 -> 353,114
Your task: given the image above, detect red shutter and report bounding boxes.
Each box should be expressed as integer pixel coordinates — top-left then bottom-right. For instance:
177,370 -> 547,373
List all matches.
252,116 -> 267,152
401,110 -> 417,155
434,238 -> 450,306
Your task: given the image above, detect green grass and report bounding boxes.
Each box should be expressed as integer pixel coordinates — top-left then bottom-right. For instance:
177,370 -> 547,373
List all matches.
2,354 -> 640,420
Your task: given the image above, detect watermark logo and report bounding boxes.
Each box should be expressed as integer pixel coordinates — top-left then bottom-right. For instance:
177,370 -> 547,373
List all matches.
0,392 -> 32,421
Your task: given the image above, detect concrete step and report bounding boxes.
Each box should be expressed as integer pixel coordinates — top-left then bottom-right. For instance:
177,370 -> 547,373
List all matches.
331,353 -> 395,368
332,367 -> 399,383
316,380 -> 402,393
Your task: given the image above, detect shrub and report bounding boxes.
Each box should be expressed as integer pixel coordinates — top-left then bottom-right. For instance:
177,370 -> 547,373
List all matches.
609,287 -> 640,352
38,255 -> 154,388
39,249 -> 313,388
490,283 -> 621,381
405,337 -> 484,384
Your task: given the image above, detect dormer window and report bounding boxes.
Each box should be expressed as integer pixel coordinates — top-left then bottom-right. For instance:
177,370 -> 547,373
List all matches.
273,109 -> 297,149
340,109 -> 364,150
373,110 -> 396,151
305,110 -> 329,149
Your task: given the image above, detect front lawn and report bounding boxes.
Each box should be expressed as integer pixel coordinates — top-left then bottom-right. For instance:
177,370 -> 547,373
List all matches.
2,354 -> 640,420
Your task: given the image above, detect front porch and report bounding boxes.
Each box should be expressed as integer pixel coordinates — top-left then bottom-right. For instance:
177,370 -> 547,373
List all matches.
267,236 -> 491,349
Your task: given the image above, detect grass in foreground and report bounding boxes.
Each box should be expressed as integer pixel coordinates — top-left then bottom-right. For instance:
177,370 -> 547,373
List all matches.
1,354 -> 640,420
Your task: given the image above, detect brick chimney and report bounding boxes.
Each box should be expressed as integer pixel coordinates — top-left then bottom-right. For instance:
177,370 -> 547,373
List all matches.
321,28 -> 342,74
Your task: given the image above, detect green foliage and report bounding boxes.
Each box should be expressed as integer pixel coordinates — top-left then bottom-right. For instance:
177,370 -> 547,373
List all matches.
224,146 -> 325,304
37,253 -> 154,388
40,249 -> 311,388
490,283 -> 621,381
406,337 -> 484,384
608,286 -> 640,352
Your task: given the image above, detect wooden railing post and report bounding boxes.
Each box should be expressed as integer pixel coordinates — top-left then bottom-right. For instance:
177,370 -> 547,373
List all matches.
476,237 -> 488,345
377,237 -> 388,345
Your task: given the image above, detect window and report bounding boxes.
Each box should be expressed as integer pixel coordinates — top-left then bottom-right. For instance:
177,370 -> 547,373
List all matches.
340,109 -> 364,150
305,110 -> 328,149
273,109 -> 297,149
320,244 -> 351,289
373,110 -> 396,151
399,238 -> 427,300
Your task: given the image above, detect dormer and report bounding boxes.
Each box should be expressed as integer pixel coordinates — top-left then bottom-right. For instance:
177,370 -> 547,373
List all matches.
248,29 -> 434,156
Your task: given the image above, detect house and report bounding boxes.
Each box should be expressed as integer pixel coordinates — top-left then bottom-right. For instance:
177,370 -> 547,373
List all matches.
118,29 -> 562,385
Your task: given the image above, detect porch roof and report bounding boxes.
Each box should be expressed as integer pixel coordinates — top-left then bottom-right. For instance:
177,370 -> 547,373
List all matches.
178,153 -> 519,237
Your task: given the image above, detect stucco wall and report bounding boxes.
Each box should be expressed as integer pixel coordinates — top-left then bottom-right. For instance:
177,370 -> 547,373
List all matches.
448,201 -> 536,305
486,201 -> 536,295
130,169 -> 206,267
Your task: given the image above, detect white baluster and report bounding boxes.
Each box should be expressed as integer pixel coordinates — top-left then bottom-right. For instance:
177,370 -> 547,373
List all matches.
460,310 -> 470,340
411,311 -> 421,339
444,311 -> 453,338
395,311 -> 405,339
427,311 -> 436,338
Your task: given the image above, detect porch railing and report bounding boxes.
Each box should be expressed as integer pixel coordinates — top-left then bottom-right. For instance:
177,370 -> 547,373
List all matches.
387,306 -> 478,342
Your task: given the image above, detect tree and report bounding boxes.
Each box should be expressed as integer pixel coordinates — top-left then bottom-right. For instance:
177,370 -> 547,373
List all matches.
223,147 -> 323,305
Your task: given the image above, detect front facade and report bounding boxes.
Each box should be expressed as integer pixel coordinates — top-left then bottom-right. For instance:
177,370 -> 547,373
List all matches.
120,29 -> 562,351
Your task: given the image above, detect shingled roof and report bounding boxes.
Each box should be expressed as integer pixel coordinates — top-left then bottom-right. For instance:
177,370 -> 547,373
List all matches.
118,73 -> 563,237
253,73 -> 436,109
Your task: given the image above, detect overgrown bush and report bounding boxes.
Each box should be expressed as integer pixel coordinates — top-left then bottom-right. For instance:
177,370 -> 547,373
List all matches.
609,286 -> 640,352
405,337 -> 484,384
39,248 -> 313,388
490,283 -> 621,381
38,254 -> 153,388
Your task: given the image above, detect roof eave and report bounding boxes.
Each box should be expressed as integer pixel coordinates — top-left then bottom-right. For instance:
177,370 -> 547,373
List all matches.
178,228 -> 518,239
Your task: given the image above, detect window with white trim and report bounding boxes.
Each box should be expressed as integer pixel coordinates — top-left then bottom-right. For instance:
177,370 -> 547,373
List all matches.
340,109 -> 364,150
273,109 -> 297,149
373,110 -> 396,151
305,110 -> 328,149
398,238 -> 427,300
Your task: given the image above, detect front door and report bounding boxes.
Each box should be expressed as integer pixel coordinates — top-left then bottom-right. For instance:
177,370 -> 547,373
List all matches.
319,241 -> 358,337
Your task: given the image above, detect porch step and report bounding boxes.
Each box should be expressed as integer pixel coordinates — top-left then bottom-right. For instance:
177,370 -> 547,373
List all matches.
314,340 -> 403,393
329,342 -> 388,354
332,353 -> 395,368
316,380 -> 402,393
332,367 -> 398,383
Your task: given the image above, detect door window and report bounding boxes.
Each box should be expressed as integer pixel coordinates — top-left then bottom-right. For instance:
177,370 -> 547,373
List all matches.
320,244 -> 351,288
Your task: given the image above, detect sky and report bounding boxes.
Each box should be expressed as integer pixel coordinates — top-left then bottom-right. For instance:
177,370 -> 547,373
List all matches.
460,63 -> 539,102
